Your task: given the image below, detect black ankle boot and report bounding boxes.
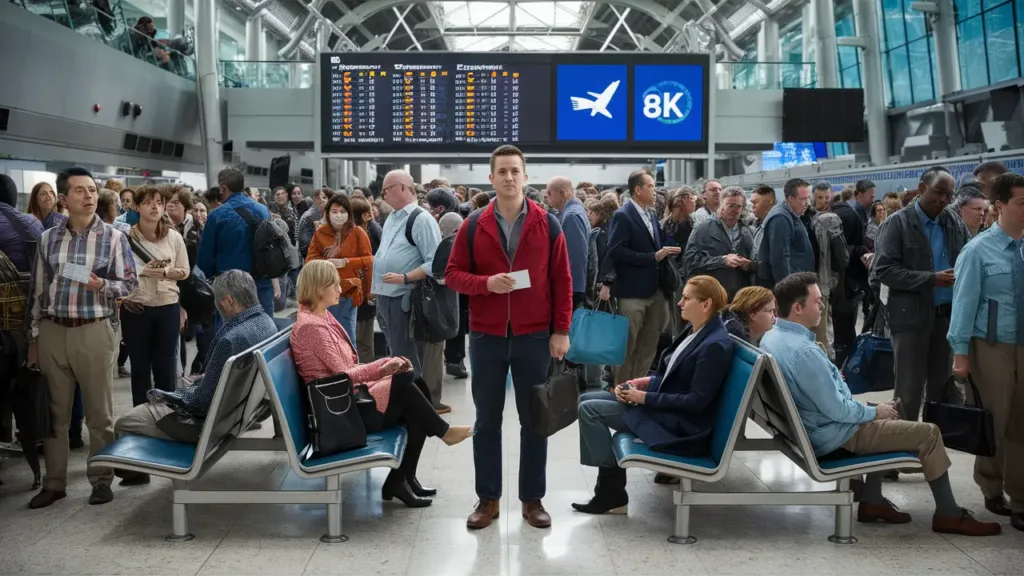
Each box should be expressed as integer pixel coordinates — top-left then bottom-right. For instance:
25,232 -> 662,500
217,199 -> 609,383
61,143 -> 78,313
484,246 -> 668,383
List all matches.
572,467 -> 628,515
382,471 -> 432,508
409,477 -> 437,497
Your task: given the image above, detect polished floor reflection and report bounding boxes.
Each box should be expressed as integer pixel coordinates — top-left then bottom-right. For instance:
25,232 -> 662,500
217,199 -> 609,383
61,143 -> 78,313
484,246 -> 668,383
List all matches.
1,363 -> 1022,575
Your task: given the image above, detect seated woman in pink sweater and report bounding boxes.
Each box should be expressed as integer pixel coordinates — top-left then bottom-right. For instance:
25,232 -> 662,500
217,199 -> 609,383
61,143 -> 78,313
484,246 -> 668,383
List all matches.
291,261 -> 472,508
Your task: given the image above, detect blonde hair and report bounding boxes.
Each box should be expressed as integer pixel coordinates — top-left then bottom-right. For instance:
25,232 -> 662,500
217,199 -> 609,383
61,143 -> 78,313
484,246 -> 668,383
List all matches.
297,260 -> 338,308
727,286 -> 775,321
686,275 -> 729,316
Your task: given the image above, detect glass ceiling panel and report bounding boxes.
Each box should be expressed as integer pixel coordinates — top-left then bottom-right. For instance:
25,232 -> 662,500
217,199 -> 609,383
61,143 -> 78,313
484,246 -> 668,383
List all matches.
449,34 -> 576,52
438,2 -> 587,29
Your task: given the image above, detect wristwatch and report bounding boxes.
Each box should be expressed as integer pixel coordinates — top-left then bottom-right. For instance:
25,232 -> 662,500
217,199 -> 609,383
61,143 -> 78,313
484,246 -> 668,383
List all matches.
402,273 -> 409,284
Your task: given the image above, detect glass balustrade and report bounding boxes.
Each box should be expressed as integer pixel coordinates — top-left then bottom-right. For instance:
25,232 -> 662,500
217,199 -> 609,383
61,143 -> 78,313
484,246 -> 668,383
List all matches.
718,61 -> 818,90
14,0 -> 196,81
219,61 -> 316,88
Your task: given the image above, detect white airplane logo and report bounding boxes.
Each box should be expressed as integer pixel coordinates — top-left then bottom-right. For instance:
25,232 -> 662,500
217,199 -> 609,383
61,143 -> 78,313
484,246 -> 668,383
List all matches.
570,80 -> 620,119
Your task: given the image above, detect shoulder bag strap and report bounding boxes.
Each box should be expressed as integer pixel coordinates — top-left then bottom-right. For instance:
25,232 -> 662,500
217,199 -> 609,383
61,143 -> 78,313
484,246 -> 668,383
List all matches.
127,231 -> 155,264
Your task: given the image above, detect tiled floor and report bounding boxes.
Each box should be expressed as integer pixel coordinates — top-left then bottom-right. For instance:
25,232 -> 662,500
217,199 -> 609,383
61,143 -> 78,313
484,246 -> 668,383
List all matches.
2,355 -> 1023,575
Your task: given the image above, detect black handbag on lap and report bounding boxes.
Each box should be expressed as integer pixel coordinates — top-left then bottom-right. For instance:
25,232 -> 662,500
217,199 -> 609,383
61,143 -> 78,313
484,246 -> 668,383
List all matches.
923,376 -> 996,457
530,360 -> 580,437
303,372 -> 367,458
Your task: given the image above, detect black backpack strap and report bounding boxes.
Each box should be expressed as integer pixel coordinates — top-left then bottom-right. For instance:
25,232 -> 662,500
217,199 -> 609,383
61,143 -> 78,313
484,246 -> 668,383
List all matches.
545,212 -> 561,249
0,210 -> 34,243
405,207 -> 424,247
466,209 -> 482,273
126,232 -> 155,264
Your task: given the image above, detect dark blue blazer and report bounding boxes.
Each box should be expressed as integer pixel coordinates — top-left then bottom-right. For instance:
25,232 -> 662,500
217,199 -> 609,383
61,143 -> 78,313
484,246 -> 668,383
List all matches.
623,316 -> 735,457
607,201 -> 662,299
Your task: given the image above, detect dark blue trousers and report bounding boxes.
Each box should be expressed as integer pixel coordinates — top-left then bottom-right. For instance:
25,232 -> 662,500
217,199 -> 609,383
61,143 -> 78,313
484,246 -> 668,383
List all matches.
470,330 -> 551,501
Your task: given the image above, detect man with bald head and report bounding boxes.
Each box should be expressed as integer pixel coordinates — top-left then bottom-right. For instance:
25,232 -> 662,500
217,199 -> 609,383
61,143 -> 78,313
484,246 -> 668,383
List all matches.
546,176 -> 591,307
372,169 -> 443,393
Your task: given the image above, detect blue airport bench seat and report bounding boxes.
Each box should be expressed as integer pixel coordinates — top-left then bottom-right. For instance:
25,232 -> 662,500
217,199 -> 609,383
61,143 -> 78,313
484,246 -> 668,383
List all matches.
255,329 -> 407,543
91,339 -> 277,542
746,355 -> 922,544
612,337 -> 765,544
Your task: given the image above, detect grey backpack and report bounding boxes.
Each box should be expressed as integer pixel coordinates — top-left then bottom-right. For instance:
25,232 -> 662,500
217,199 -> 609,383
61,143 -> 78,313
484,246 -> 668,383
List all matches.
234,207 -> 296,279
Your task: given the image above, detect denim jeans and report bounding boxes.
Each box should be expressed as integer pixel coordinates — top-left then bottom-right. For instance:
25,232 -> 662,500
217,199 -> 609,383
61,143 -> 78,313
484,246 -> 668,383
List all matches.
329,296 -> 358,350
470,330 -> 552,501
577,391 -> 629,468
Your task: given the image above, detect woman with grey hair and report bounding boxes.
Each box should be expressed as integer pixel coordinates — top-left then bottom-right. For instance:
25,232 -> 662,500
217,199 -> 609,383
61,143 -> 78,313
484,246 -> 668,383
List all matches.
438,212 -> 464,240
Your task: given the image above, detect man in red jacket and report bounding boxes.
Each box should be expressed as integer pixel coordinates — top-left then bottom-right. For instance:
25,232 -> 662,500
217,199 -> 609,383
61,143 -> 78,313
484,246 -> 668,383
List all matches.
445,144 -> 573,531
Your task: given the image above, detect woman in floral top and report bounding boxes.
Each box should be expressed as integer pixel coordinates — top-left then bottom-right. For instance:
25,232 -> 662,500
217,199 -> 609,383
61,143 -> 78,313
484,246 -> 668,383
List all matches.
291,261 -> 472,508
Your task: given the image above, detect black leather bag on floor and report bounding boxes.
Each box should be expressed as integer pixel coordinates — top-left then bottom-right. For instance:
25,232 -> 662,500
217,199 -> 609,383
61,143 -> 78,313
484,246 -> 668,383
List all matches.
303,372 -> 367,458
923,376 -> 996,457
11,366 -> 52,442
530,360 -> 580,437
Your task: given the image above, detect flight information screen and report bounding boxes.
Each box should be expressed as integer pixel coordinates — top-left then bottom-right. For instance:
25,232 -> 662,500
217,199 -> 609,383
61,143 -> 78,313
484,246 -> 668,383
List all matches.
319,52 -> 711,154
321,54 -> 550,152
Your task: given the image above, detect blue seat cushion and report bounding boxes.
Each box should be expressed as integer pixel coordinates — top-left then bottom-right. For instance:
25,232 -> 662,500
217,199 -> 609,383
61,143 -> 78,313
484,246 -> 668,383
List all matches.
612,432 -> 717,472
818,451 -> 918,471
92,434 -> 197,473
300,427 -> 408,471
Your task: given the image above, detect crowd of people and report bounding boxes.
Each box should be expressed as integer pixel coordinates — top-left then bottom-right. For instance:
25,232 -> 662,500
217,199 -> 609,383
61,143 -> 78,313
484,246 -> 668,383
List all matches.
1,150 -> 1022,539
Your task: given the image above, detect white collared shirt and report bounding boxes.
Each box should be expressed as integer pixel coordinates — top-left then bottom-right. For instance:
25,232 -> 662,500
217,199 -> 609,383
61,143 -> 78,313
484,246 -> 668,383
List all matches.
629,199 -> 654,240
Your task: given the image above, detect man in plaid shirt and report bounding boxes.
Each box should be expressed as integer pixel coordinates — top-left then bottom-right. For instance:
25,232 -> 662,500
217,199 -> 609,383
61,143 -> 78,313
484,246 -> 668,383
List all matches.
26,167 -> 137,510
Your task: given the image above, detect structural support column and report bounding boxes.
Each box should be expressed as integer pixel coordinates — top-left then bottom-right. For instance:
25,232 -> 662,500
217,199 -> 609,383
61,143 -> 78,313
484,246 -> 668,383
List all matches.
814,0 -> 839,88
316,19 -> 332,53
758,18 -> 781,89
852,0 -> 891,165
167,0 -> 186,37
196,0 -> 223,186
929,0 -> 964,151
246,16 -> 265,60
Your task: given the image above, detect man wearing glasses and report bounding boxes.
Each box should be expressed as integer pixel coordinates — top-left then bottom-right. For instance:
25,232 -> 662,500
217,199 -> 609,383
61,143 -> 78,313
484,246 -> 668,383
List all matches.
372,170 -> 442,382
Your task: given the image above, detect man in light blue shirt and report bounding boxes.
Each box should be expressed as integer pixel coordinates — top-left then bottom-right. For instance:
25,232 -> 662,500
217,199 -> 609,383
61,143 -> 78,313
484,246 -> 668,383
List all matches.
948,172 -> 1024,529
372,170 -> 442,382
762,272 -> 997,536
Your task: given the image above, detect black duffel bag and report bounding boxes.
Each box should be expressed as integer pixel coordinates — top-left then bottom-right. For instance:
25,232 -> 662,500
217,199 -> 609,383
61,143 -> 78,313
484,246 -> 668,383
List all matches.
923,376 -> 996,457
11,366 -> 53,443
530,360 -> 580,437
303,372 -> 370,458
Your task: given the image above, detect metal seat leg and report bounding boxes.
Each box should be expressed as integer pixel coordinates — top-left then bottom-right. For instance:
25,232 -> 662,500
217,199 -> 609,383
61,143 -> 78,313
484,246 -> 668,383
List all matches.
829,478 -> 857,544
166,481 -> 195,542
321,474 -> 348,543
668,478 -> 697,545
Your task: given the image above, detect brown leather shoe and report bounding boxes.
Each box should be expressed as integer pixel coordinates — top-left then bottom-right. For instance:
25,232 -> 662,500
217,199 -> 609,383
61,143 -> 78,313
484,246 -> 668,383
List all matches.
28,489 -> 66,510
857,499 -> 911,524
522,499 -> 551,528
933,508 -> 1001,536
467,499 -> 500,529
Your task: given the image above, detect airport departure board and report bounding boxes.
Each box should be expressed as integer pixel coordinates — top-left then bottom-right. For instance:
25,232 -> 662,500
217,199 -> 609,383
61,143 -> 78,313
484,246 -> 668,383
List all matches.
319,52 -> 713,154
322,54 -> 551,151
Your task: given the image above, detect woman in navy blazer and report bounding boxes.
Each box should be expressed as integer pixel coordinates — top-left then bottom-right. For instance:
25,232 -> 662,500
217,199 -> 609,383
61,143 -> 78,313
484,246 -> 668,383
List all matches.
572,275 -> 735,515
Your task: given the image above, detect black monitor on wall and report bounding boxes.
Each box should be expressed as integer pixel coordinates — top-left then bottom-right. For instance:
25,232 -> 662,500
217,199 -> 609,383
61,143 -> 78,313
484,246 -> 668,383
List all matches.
319,52 -> 712,155
782,88 -> 865,143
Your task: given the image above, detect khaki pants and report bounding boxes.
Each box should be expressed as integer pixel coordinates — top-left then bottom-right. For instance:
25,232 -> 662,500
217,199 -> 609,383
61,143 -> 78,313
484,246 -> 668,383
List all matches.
356,318 -> 375,364
613,294 -> 669,385
970,338 -> 1024,511
422,341 -> 445,408
38,319 -> 117,491
841,419 -> 951,481
114,402 -> 175,440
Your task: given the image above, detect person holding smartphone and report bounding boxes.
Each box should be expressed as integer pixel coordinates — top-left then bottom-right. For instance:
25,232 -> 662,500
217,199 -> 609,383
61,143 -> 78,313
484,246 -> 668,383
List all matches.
121,184 -> 190,408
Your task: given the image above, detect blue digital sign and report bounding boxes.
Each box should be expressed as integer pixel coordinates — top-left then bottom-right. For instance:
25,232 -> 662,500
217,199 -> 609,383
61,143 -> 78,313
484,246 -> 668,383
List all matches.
633,65 -> 704,142
762,142 -> 819,170
556,64 -> 627,141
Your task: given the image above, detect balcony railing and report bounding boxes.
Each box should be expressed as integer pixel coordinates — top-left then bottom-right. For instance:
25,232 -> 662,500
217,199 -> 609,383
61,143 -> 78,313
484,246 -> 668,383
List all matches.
14,0 -> 196,81
219,61 -> 315,88
718,61 -> 818,90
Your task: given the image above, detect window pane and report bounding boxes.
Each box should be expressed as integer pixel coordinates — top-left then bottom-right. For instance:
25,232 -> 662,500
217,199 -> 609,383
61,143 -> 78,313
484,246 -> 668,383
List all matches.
985,3 -> 1020,82
1018,0 -> 1024,75
841,63 -> 863,88
888,46 -> 913,106
956,0 -> 982,19
905,8 -> 928,41
882,0 -> 907,48
908,37 -> 935,101
983,0 -> 1010,10
958,16 -> 989,88
838,45 -> 859,70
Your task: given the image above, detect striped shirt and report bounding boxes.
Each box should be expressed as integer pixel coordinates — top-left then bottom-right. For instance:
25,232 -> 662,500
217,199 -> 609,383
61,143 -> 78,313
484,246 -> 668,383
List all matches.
29,215 -> 138,340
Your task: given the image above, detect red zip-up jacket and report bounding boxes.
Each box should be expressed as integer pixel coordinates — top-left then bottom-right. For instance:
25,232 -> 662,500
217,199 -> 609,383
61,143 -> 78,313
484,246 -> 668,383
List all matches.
445,198 -> 573,337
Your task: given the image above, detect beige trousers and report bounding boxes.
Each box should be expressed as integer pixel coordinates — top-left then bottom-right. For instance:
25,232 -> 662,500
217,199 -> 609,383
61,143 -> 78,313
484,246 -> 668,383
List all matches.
38,319 -> 117,491
841,419 -> 951,481
613,294 -> 669,385
114,402 -> 175,440
970,338 -> 1024,511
